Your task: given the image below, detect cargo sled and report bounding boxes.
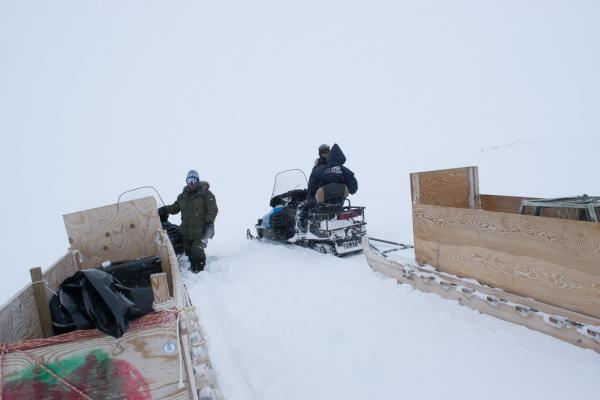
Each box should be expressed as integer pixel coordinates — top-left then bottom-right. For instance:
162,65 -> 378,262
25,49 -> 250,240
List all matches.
363,166 -> 600,353
0,197 -> 223,399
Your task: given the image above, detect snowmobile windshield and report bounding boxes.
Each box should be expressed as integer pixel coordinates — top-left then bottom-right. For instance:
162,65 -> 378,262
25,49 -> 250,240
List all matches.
117,186 -> 166,207
271,169 -> 308,199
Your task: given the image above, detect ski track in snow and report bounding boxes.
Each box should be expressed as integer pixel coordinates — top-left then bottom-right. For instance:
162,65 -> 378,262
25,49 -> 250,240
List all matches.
185,239 -> 600,400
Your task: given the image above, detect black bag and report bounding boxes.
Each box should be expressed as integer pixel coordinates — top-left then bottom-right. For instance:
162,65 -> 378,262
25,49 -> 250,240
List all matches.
50,259 -> 159,338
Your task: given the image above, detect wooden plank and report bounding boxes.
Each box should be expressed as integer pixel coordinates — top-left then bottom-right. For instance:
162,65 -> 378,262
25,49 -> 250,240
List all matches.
1,252 -> 77,343
158,231 -> 174,296
469,166 -> 480,209
480,194 -> 535,214
410,166 -> 479,209
151,273 -> 171,304
413,204 -> 600,318
29,267 -> 54,338
410,172 -> 420,205
363,237 -> 600,353
72,249 -> 85,270
2,323 -> 189,399
63,197 -> 162,269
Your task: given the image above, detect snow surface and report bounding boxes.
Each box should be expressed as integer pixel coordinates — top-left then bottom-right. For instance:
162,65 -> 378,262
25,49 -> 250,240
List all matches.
185,241 -> 600,400
1,1 -> 600,398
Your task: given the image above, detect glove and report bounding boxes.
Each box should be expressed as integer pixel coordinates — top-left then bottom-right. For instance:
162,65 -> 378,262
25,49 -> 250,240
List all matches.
203,223 -> 215,239
158,206 -> 168,218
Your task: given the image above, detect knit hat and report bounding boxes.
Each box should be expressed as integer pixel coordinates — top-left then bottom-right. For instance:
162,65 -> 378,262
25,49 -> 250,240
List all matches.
186,169 -> 200,184
318,144 -> 330,155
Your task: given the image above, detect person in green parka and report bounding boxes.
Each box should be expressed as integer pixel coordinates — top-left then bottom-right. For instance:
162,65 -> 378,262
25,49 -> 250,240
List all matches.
159,169 -> 218,273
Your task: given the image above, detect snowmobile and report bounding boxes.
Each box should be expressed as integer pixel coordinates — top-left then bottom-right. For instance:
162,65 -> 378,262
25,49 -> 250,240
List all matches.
247,169 -> 367,256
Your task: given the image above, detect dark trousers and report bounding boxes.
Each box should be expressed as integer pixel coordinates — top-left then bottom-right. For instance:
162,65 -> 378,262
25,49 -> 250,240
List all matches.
183,236 -> 206,271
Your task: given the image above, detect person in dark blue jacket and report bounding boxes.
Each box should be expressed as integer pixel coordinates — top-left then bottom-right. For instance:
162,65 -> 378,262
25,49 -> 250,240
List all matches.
295,143 -> 358,234
312,144 -> 331,172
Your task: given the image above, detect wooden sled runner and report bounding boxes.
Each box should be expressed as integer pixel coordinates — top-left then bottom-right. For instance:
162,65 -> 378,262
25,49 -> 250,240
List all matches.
363,166 -> 600,353
0,197 -> 223,399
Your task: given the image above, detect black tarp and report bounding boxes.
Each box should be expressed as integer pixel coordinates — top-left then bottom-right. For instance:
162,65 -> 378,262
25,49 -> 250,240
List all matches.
50,257 -> 162,338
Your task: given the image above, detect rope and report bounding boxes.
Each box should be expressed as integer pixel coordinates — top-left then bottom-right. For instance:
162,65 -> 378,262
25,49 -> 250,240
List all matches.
31,279 -> 58,297
176,311 -> 185,389
1,311 -> 177,354
1,342 -> 94,399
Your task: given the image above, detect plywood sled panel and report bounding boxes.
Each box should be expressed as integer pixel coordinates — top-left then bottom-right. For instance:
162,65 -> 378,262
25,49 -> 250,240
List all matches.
0,252 -> 78,344
63,197 -> 161,269
410,166 -> 479,209
413,204 -> 600,318
480,194 -> 536,214
2,323 -> 189,400
0,286 -> 42,344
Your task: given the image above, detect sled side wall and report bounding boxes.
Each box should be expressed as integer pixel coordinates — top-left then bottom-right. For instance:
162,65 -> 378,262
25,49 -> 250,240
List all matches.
411,167 -> 600,320
0,252 -> 79,343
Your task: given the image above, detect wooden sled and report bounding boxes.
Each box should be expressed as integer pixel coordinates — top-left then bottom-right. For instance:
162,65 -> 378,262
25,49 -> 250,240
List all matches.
0,197 -> 223,399
363,167 -> 600,353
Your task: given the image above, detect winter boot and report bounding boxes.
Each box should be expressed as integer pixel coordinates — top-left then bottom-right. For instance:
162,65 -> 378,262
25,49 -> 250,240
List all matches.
190,254 -> 206,273
190,260 -> 204,273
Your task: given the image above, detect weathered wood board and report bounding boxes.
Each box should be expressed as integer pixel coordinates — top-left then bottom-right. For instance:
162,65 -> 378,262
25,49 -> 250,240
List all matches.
480,194 -> 535,214
410,166 -> 479,209
63,197 -> 161,269
413,204 -> 600,319
0,252 -> 78,343
0,286 -> 41,344
2,322 -> 188,399
30,267 -> 53,338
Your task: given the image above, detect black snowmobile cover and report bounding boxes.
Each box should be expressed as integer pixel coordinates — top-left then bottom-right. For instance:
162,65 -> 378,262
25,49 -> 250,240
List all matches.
101,256 -> 163,288
50,262 -> 157,338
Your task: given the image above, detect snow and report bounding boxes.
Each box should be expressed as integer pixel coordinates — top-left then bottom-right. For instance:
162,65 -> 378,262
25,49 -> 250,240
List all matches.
1,1 -> 600,398
186,241 -> 600,399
